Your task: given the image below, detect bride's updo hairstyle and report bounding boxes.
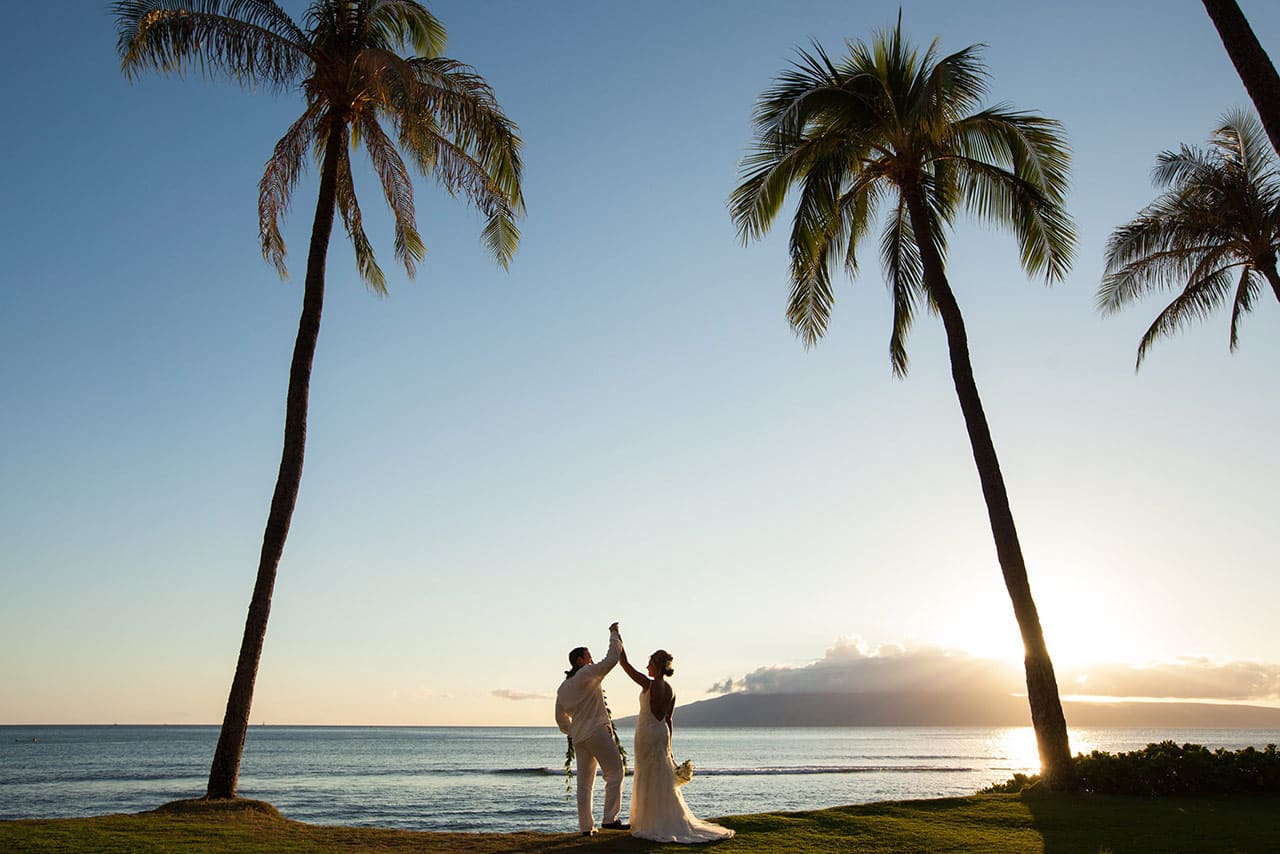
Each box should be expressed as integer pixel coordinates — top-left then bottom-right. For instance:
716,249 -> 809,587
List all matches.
651,650 -> 674,677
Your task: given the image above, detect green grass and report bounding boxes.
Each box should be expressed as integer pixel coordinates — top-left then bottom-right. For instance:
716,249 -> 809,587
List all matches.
2,793 -> 1278,853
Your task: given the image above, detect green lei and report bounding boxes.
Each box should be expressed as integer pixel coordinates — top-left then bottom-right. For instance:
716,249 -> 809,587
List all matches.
564,688 -> 628,794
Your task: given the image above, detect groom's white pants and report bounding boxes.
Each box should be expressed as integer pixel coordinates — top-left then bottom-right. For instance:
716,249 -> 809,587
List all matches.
574,726 -> 623,832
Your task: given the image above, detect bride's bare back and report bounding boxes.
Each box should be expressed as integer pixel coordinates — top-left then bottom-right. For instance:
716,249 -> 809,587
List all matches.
647,678 -> 674,722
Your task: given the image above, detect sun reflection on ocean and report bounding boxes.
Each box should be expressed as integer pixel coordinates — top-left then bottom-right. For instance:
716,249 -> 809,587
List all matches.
993,728 -> 1039,772
992,727 -> 1101,773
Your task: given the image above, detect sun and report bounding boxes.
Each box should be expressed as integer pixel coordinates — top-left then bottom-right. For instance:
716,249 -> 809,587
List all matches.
927,555 -> 1154,671
1031,573 -> 1156,671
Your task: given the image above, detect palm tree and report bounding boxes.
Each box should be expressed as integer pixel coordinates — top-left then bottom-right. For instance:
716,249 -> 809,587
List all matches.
114,0 -> 524,799
1100,109 -> 1280,367
1202,0 -> 1280,158
730,20 -> 1078,787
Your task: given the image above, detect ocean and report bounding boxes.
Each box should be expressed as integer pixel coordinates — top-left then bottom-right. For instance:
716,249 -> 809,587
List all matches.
2,725 -> 1277,833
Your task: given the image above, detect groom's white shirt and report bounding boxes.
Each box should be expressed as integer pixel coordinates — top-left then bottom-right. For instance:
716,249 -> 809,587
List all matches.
555,628 -> 621,743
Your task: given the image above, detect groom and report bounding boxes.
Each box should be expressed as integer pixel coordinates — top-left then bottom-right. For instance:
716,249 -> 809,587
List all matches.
555,621 -> 629,835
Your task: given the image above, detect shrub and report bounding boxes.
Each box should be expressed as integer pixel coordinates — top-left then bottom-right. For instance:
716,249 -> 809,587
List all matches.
980,742 -> 1280,796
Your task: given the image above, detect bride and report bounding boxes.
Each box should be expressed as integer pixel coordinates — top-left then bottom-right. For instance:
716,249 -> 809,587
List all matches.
619,646 -> 735,843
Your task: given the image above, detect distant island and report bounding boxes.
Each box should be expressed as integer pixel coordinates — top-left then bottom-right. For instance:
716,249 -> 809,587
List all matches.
614,692 -> 1280,729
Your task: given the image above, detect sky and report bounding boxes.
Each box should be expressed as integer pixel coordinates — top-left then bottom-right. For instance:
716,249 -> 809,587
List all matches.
2,1 -> 1279,727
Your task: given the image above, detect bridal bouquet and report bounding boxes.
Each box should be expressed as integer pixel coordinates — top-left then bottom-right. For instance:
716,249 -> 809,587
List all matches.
674,759 -> 695,786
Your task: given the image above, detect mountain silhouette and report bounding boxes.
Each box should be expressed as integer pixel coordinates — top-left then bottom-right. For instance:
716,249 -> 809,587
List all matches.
614,692 -> 1280,728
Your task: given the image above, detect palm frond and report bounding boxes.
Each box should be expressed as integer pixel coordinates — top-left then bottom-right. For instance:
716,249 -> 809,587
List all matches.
841,168 -> 888,278
946,110 -> 1075,281
334,146 -> 387,293
478,214 -> 522,270
731,132 -> 853,244
788,152 -> 847,285
1151,144 -> 1219,190
113,0 -> 307,89
785,257 -> 835,347
1101,108 -> 1280,359
728,149 -> 792,244
223,0 -> 308,44
782,150 -> 849,345
363,0 -> 447,57
915,43 -> 988,133
258,102 -> 325,277
393,59 -> 524,222
1214,108 -> 1277,187
1133,265 -> 1238,368
881,196 -> 924,376
1099,241 -> 1223,312
1103,200 -> 1203,277
1227,266 -> 1261,351
753,43 -> 844,142
357,111 -> 425,277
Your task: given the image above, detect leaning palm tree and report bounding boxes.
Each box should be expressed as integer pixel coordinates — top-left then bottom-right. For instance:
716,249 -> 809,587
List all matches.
730,21 -> 1078,786
1202,0 -> 1280,158
114,0 -> 523,799
1100,109 -> 1280,368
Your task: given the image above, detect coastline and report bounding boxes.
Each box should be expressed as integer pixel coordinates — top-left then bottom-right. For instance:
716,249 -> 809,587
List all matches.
4,793 -> 1280,853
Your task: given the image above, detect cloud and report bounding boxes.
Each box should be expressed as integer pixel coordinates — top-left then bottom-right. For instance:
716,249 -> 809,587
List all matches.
1060,658 -> 1280,701
711,637 -> 1022,696
710,638 -> 1280,703
707,677 -> 741,695
492,688 -> 551,702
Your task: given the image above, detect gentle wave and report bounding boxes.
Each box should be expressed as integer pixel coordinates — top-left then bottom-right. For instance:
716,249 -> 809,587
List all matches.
862,755 -> 962,761
533,765 -> 974,777
696,765 -> 975,776
5,763 -> 979,786
2,771 -> 205,785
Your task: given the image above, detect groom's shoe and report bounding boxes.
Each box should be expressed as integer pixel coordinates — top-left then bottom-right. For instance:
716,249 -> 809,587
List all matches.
603,821 -> 630,830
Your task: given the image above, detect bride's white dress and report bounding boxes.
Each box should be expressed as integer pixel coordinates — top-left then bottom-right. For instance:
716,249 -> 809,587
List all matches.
631,687 -> 735,843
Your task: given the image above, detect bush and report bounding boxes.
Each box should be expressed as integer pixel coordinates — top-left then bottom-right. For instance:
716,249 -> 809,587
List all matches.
980,742 -> 1280,796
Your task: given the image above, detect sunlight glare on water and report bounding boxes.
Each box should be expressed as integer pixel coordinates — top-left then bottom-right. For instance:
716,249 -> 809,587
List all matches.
990,726 -> 1108,776
995,727 -> 1041,773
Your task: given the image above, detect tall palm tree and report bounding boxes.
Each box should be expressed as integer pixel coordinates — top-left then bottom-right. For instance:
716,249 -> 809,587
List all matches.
114,0 -> 524,799
730,20 -> 1078,787
1202,0 -> 1280,158
1100,109 -> 1280,367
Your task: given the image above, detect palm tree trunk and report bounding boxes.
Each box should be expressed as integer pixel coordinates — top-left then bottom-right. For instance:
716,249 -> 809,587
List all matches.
206,120 -> 345,799
902,187 -> 1075,789
1203,0 -> 1280,158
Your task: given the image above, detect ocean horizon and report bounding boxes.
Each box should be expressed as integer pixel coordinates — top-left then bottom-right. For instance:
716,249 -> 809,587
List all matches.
4,724 -> 1278,833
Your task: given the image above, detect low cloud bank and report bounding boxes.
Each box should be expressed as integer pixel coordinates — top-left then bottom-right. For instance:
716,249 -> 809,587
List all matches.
708,638 -> 1280,703
1060,658 -> 1280,701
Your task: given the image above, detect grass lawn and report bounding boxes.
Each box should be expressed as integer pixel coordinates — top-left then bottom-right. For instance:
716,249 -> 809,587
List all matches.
2,793 -> 1278,853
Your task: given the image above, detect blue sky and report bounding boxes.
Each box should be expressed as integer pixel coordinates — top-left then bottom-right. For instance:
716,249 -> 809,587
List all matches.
2,1 -> 1279,726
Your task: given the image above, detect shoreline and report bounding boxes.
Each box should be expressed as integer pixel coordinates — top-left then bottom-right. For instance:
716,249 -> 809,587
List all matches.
4,794 -> 1280,853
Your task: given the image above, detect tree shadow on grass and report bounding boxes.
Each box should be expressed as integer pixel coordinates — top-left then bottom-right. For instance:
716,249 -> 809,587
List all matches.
1021,793 -> 1280,854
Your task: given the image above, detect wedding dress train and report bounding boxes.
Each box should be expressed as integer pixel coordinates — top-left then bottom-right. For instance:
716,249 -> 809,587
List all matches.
630,688 -> 734,844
